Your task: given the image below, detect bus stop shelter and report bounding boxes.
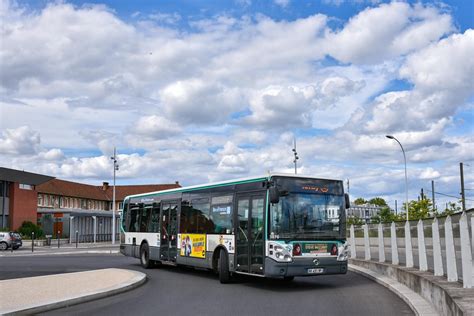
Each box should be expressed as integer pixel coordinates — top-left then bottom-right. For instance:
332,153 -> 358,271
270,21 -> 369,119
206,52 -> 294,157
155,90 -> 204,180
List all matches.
37,208 -> 120,243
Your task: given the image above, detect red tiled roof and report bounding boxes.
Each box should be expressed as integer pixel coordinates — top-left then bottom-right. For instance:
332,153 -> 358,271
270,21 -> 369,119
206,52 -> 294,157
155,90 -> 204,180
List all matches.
37,179 -> 107,200
36,179 -> 181,201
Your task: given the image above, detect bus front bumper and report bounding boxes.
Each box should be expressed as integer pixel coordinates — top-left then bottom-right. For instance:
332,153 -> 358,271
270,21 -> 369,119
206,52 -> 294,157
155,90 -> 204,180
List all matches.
264,257 -> 348,278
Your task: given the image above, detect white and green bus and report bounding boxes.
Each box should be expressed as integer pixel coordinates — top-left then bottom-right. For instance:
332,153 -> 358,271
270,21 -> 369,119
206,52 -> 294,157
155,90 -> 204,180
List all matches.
120,173 -> 350,283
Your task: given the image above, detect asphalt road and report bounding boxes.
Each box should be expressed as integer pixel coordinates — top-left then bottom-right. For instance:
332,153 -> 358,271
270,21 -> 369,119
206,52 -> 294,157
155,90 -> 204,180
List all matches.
1,254 -> 414,316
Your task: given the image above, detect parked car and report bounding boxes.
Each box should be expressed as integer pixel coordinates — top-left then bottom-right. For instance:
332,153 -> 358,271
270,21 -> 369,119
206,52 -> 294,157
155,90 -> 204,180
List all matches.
10,232 -> 22,250
0,231 -> 22,250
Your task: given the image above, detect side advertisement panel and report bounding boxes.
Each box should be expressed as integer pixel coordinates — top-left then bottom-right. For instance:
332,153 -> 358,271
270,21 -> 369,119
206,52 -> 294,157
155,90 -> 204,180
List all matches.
207,234 -> 235,254
178,234 -> 206,258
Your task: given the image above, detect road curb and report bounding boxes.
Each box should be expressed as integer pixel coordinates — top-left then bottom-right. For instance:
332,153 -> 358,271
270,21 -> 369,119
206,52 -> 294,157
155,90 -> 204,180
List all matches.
2,269 -> 146,315
0,250 -> 120,257
349,264 -> 438,316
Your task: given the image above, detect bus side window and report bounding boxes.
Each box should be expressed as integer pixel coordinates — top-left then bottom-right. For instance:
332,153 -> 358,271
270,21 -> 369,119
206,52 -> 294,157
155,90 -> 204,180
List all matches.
191,199 -> 211,234
129,206 -> 139,232
150,203 -> 160,233
122,201 -> 129,232
180,202 -> 192,234
141,205 -> 152,232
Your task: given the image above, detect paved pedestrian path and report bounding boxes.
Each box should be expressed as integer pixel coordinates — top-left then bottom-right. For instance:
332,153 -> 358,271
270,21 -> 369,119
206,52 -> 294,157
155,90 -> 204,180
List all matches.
0,268 -> 146,315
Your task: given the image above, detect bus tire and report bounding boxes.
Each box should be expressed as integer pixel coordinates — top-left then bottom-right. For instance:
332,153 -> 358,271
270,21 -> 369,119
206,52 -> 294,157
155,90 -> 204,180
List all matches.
218,248 -> 231,284
140,243 -> 152,269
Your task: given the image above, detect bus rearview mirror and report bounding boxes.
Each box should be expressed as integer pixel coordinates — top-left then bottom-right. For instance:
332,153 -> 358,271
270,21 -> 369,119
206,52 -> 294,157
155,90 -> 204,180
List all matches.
269,187 -> 280,204
345,193 -> 350,209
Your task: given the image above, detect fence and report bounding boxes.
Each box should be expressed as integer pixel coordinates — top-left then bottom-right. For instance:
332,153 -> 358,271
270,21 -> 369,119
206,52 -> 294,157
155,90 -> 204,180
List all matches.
78,233 -> 120,243
348,210 -> 473,289
69,215 -> 120,243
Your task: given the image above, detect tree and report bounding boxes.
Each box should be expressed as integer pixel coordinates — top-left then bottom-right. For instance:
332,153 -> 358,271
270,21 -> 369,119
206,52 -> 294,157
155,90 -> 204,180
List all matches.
438,202 -> 461,216
368,197 -> 388,207
371,206 -> 400,223
354,198 -> 367,205
405,199 -> 432,221
347,216 -> 364,226
18,221 -> 44,238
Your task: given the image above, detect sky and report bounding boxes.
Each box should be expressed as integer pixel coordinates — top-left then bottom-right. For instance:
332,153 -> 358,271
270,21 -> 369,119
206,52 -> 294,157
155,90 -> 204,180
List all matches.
0,0 -> 473,211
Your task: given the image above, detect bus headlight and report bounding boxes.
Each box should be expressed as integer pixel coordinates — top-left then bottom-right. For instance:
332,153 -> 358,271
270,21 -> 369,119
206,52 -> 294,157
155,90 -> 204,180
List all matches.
269,242 -> 293,262
337,242 -> 349,261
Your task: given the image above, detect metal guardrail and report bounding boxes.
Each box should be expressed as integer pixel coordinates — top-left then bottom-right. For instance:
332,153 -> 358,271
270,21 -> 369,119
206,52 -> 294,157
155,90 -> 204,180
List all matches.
348,211 -> 473,289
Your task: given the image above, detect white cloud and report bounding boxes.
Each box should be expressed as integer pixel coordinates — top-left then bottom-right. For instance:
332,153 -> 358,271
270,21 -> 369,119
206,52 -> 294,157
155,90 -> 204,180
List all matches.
400,29 -> 474,97
0,126 -> 40,155
324,2 -> 454,64
0,1 -> 472,209
159,79 -> 243,125
148,12 -> 181,25
274,0 -> 290,8
419,167 -> 440,180
244,85 -> 316,128
132,115 -> 182,139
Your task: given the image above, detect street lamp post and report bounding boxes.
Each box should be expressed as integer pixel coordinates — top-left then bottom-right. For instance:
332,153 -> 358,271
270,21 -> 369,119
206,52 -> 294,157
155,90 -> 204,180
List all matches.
386,135 -> 409,221
292,137 -> 299,175
111,147 -> 119,244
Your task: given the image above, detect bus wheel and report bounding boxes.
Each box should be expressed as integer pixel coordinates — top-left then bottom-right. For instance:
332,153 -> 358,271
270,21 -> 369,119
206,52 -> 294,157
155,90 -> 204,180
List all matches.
283,276 -> 294,282
218,249 -> 231,284
140,243 -> 152,269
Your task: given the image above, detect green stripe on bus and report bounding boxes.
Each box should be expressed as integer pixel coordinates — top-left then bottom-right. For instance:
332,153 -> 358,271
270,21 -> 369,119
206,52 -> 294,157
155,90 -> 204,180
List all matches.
128,176 -> 269,200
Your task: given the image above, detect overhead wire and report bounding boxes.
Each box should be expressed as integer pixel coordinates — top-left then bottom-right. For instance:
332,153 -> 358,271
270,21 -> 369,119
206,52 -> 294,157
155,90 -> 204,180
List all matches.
423,188 -> 474,202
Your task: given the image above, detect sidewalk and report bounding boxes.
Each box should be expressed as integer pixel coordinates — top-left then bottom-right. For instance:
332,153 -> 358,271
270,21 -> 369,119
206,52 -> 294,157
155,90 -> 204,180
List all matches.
0,268 -> 146,315
0,242 -> 120,257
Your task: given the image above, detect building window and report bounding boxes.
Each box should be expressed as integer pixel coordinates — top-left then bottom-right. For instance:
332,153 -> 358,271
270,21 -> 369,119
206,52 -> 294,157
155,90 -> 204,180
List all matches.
119,202 -> 124,210
38,194 -> 43,206
19,183 -> 33,190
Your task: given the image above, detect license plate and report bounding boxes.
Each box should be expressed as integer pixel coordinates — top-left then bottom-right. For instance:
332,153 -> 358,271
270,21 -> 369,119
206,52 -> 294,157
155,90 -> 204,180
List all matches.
307,268 -> 324,274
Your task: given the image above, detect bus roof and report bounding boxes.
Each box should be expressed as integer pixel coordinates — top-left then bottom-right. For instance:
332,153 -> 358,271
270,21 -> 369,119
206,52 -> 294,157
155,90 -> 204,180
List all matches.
124,173 -> 342,201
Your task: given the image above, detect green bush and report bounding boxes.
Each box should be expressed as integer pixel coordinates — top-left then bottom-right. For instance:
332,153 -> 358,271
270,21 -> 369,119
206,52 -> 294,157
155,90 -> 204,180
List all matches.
18,221 -> 44,238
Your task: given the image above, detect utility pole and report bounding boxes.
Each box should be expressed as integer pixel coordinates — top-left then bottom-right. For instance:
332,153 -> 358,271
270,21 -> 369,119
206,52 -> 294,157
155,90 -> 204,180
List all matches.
421,188 -> 424,200
292,138 -> 299,175
431,180 -> 436,213
460,163 -> 466,212
346,179 -> 350,196
395,200 -> 398,215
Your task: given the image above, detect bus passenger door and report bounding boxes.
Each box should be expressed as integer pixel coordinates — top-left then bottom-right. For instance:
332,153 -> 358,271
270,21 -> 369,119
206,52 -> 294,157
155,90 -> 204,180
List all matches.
235,194 -> 265,274
160,201 -> 178,262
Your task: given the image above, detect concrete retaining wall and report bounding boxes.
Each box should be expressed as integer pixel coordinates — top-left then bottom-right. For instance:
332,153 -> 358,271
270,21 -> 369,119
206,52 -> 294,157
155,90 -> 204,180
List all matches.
350,259 -> 474,316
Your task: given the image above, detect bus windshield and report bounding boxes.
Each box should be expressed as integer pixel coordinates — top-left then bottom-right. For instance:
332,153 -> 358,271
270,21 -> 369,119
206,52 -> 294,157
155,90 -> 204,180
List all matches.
270,193 -> 343,240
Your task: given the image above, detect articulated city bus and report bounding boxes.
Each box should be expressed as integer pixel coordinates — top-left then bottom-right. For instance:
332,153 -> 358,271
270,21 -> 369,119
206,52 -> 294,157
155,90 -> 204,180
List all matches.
120,173 -> 350,283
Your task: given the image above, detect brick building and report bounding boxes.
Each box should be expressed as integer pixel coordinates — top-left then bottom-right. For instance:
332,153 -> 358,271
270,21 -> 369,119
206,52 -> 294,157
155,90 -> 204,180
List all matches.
0,167 -> 180,239
0,168 -> 54,229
